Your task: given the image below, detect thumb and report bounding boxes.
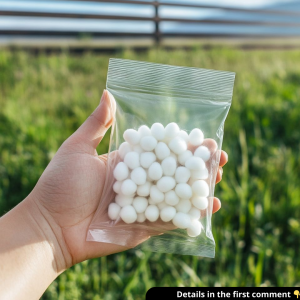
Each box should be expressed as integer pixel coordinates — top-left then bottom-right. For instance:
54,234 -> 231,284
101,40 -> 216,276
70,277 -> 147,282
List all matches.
70,89 -> 116,151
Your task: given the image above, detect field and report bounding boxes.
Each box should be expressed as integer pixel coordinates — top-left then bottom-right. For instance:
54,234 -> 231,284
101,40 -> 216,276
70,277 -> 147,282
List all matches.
0,47 -> 300,299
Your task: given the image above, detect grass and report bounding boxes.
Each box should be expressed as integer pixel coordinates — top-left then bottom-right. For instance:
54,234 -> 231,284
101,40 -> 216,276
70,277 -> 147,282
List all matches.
1,46 -> 300,299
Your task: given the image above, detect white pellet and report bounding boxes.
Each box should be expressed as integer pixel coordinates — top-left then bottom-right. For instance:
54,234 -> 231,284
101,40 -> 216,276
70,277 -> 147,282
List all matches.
151,123 -> 165,141
132,197 -> 148,213
185,156 -> 205,171
136,181 -> 151,197
178,150 -> 193,165
155,142 -> 170,160
187,219 -> 202,237
161,157 -> 177,176
115,194 -> 133,207
156,176 -> 176,193
192,180 -> 209,197
175,183 -> 192,199
113,180 -> 123,194
148,198 -> 155,205
140,152 -> 156,169
175,166 -> 191,183
133,145 -> 143,154
138,125 -> 151,137
121,179 -> 137,196
175,199 -> 192,213
168,137 -> 187,155
124,152 -> 140,169
191,168 -> 209,180
188,128 -> 204,146
120,205 -> 137,224
172,212 -> 191,229
165,190 -> 180,206
178,130 -> 189,143
157,201 -> 168,210
188,207 -> 201,219
150,185 -> 165,203
123,129 -> 140,145
164,122 -> 180,140
118,142 -> 132,160
145,205 -> 159,222
108,203 -> 121,220
113,162 -> 129,181
148,162 -> 163,181
192,196 -> 208,210
169,152 -> 178,161
130,167 -> 147,185
140,136 -> 157,151
160,206 -> 176,222
137,213 -> 146,223
194,146 -> 210,162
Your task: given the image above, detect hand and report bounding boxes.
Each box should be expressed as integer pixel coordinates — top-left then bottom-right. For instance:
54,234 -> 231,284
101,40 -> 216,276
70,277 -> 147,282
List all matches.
28,90 -> 228,271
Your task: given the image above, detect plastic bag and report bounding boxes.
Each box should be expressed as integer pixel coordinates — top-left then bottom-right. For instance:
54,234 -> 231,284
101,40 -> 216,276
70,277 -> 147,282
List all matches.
87,58 -> 235,257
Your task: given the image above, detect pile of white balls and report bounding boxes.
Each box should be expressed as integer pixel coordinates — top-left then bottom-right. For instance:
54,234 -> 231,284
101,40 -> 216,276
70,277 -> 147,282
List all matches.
108,122 -> 211,237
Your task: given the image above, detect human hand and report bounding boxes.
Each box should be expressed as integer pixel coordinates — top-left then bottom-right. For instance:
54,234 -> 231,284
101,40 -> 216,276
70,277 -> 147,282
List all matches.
27,90 -> 228,271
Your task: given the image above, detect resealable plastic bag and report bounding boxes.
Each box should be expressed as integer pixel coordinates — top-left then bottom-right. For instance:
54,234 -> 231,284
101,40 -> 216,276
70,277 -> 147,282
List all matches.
87,58 -> 235,257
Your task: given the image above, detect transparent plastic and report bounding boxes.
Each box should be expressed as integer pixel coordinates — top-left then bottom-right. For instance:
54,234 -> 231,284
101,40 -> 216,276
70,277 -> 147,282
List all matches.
87,58 -> 235,257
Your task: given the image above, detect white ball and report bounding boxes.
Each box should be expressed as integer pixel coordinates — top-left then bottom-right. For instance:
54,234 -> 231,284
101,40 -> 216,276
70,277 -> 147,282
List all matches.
123,129 -> 140,145
161,157 -> 177,176
194,146 -> 210,162
140,152 -> 156,169
118,142 -> 132,160
185,157 -> 205,171
187,219 -> 202,237
169,152 -> 178,161
188,207 -> 201,219
172,212 -> 191,229
178,150 -> 193,165
155,142 -> 170,160
113,180 -> 122,194
132,197 -> 148,213
136,181 -> 151,197
178,130 -> 189,143
164,122 -> 180,140
113,162 -> 129,181
175,199 -> 192,213
121,179 -> 137,196
156,176 -> 176,193
140,136 -> 157,151
192,180 -> 209,197
145,205 -> 159,222
148,162 -> 163,181
175,183 -> 192,199
168,137 -> 187,155
115,195 -> 133,207
137,213 -> 146,223
157,201 -> 168,210
130,167 -> 147,185
148,198 -> 155,205
133,145 -> 143,154
160,206 -> 176,222
165,190 -> 180,206
192,196 -> 208,210
189,128 -> 204,146
108,203 -> 121,220
150,185 -> 165,203
124,152 -> 140,169
151,123 -> 165,141
175,167 -> 191,183
191,168 -> 209,180
120,205 -> 137,224
138,125 -> 151,137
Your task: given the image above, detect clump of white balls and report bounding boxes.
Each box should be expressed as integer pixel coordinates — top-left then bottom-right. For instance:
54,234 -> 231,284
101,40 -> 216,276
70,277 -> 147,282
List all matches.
108,122 -> 212,238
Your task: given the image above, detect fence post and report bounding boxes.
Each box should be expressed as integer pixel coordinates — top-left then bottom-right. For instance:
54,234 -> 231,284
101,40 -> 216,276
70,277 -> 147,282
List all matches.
154,1 -> 160,45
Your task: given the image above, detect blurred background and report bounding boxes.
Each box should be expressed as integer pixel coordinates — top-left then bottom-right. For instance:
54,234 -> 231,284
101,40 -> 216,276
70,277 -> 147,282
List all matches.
0,0 -> 300,299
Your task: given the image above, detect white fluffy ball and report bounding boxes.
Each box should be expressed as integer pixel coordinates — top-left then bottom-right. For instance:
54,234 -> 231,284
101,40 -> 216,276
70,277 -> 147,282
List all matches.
172,212 -> 191,229
120,205 -> 137,224
178,130 -> 189,143
194,146 -> 210,162
175,166 -> 191,183
188,207 -> 201,219
178,150 -> 193,165
191,168 -> 209,180
108,203 -> 121,220
113,180 -> 123,194
160,206 -> 176,222
140,152 -> 156,169
115,195 -> 133,207
165,190 -> 180,206
130,167 -> 147,185
145,205 -> 159,222
157,201 -> 168,210
188,128 -> 204,146
192,196 -> 208,210
121,179 -> 137,196
138,125 -> 151,137
132,197 -> 148,213
123,129 -> 140,145
168,137 -> 187,155
185,157 -> 205,171
137,213 -> 146,223
133,145 -> 143,154
140,136 -> 157,151
192,180 -> 209,197
157,176 -> 176,193
187,219 -> 202,237
150,185 -> 164,203
124,152 -> 140,169
161,157 -> 177,176
136,181 -> 151,197
164,122 -> 180,140
155,142 -> 170,160
151,123 -> 165,141
113,162 -> 129,181
118,142 -> 132,160
175,199 -> 192,213
148,162 -> 163,181
175,183 -> 192,199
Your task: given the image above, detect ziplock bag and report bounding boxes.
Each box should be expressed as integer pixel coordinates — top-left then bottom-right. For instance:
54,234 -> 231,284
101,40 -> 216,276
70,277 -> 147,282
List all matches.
87,58 -> 235,257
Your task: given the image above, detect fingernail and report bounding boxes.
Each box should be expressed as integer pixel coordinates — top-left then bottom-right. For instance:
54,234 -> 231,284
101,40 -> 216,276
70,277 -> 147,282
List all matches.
100,89 -> 107,104
224,151 -> 228,162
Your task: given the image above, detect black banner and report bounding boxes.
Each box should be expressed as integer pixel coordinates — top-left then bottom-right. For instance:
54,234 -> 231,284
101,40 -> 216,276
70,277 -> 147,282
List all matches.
146,287 -> 300,300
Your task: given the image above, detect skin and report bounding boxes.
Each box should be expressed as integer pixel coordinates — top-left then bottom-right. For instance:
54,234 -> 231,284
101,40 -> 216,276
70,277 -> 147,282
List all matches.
0,90 -> 228,300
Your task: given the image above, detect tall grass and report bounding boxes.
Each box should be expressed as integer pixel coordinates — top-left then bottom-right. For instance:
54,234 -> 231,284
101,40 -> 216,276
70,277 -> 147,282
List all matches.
0,47 -> 300,299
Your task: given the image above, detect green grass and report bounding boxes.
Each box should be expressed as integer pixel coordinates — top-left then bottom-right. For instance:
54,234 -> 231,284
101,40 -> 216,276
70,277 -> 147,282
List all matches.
1,47 -> 300,298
